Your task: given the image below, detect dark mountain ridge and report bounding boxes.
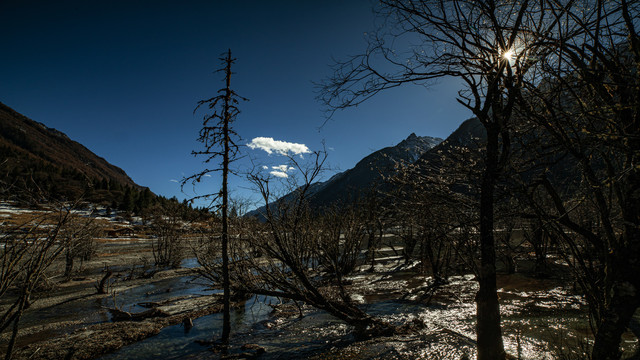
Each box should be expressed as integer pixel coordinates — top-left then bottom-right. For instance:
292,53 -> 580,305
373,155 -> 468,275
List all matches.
0,102 -> 141,204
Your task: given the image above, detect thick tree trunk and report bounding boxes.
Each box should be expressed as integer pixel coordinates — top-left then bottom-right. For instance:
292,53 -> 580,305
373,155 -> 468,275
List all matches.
476,125 -> 506,360
592,190 -> 640,360
591,165 -> 640,359
591,279 -> 639,360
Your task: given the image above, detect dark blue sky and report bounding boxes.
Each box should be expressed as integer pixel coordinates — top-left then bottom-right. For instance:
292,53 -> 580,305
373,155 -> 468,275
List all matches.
1,0 -> 470,205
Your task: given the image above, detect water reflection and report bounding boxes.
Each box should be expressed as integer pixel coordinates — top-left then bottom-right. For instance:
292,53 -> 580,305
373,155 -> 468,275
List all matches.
101,294 -> 275,360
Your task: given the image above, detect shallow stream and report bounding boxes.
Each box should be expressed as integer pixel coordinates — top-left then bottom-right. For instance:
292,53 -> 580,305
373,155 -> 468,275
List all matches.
9,256 -> 639,359
96,271 -> 615,359
7,273 -> 210,349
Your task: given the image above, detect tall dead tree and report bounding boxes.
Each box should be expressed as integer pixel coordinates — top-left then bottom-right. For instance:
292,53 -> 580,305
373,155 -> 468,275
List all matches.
183,49 -> 246,344
318,1 -> 576,358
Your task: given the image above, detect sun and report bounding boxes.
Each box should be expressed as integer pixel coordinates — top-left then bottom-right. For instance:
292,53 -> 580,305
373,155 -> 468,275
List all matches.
502,49 -> 515,61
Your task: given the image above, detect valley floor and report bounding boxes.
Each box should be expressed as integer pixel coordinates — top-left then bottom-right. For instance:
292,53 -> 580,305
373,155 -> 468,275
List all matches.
5,245 -> 638,359
1,203 -> 638,359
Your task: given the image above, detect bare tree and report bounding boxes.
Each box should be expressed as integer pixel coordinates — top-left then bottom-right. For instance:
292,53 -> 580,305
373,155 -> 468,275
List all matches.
0,204 -> 74,360
359,192 -> 386,272
317,1 -> 599,357
390,143 -> 481,282
150,202 -> 184,268
318,1 -> 581,357
61,212 -> 100,280
182,49 -> 247,344
513,2 -> 640,358
223,151 -> 397,336
494,197 -> 528,275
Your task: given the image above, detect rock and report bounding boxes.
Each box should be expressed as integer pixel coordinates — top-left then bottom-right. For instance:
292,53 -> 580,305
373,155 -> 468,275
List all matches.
241,343 -> 265,354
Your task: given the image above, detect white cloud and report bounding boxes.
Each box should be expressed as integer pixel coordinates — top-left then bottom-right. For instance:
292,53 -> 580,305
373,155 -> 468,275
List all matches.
203,174 -> 212,177
170,179 -> 179,183
269,164 -> 296,178
272,165 -> 295,172
262,165 -> 269,170
247,137 -> 310,156
270,170 -> 290,178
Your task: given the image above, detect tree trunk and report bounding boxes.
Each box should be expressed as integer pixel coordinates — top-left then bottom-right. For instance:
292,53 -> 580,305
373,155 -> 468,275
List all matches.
592,191 -> 640,360
367,231 -> 376,272
591,280 -> 639,360
4,288 -> 29,360
64,248 -> 74,279
532,221 -> 548,278
476,125 -> 506,360
504,254 -> 516,275
591,162 -> 640,359
96,269 -> 113,294
220,49 -> 232,344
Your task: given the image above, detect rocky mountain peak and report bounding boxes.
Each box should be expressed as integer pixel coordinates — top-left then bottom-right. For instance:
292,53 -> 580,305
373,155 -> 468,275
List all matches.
397,133 -> 444,163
